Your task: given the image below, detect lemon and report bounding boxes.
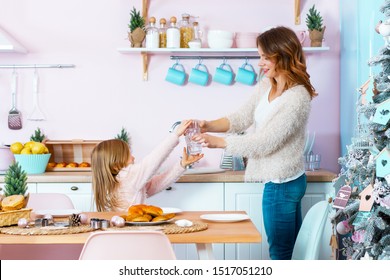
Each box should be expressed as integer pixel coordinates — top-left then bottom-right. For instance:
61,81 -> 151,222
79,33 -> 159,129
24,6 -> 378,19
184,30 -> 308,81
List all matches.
20,147 -> 32,154
24,141 -> 36,150
43,146 -> 49,154
31,142 -> 46,154
10,142 -> 24,154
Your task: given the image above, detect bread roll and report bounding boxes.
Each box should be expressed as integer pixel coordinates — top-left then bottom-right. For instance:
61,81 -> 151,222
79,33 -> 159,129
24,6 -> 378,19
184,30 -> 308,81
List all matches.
79,162 -> 91,167
144,205 -> 163,217
1,195 -> 25,211
47,162 -> 57,168
55,162 -> 67,168
66,162 -> 79,168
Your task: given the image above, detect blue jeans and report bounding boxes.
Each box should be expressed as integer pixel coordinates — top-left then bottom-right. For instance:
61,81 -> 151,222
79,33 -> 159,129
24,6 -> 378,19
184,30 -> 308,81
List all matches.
262,174 -> 307,260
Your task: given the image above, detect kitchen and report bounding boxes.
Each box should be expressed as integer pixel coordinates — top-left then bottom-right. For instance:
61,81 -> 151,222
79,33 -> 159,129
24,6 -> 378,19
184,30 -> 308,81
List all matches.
0,0 -> 377,267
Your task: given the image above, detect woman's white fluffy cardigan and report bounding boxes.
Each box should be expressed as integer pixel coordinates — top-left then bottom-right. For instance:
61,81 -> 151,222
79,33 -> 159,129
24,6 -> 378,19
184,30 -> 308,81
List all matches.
225,78 -> 312,183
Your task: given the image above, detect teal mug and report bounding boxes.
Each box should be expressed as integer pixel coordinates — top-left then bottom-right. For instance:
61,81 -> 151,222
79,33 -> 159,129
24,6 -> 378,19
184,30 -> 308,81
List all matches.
235,62 -> 257,85
213,63 -> 234,85
189,63 -> 210,86
165,63 -> 187,85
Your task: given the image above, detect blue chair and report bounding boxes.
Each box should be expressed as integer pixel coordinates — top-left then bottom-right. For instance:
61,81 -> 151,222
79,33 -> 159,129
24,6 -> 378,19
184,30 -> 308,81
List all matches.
291,200 -> 331,260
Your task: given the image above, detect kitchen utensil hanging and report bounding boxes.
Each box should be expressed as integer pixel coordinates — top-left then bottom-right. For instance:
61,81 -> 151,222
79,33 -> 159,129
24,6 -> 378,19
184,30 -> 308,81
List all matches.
28,68 -> 46,121
8,69 -> 22,130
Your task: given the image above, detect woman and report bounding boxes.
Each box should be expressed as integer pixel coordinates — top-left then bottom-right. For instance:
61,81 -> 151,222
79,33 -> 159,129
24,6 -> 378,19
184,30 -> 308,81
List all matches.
193,26 -> 317,260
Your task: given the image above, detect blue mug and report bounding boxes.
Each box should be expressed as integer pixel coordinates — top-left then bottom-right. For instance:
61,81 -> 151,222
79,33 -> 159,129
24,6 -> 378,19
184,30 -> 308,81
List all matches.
189,63 -> 210,86
165,63 -> 186,85
213,63 -> 234,85
235,62 -> 257,85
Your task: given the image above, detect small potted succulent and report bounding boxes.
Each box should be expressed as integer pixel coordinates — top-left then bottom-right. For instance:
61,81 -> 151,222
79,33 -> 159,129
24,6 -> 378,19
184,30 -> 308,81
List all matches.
128,7 -> 146,47
306,5 -> 326,47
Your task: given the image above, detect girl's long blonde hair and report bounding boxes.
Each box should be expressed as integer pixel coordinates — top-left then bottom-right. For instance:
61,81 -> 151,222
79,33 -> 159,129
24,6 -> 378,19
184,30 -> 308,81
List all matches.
91,139 -> 130,212
257,26 -> 317,98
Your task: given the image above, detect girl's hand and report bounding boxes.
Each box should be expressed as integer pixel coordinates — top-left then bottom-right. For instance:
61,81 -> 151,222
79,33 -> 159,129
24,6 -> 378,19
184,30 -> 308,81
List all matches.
175,120 -> 192,137
181,147 -> 204,168
193,133 -> 227,149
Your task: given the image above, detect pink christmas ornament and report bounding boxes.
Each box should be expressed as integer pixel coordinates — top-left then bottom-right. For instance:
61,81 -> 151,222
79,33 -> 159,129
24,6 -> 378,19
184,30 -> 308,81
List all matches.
352,230 -> 366,243
79,213 -> 89,225
336,220 -> 352,235
18,218 -> 29,228
114,217 -> 125,227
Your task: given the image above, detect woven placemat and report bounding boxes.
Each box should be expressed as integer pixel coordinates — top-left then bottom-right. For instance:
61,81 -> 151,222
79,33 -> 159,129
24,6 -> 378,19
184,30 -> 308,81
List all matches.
103,221 -> 208,234
0,225 -> 95,235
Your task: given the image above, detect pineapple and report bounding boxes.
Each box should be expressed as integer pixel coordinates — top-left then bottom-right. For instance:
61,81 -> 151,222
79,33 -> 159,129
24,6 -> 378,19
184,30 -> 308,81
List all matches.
3,162 -> 28,197
115,127 -> 131,145
128,7 -> 145,33
30,127 -> 46,143
306,5 -> 324,32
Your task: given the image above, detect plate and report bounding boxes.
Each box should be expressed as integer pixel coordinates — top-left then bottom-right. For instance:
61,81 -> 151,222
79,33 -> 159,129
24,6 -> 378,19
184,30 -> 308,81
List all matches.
200,214 -> 250,223
125,218 -> 174,226
161,207 -> 182,214
35,209 -> 82,218
184,168 -> 226,175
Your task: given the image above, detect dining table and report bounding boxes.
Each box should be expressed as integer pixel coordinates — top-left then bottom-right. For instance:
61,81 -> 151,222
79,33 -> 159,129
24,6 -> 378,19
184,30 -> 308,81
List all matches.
0,211 -> 261,260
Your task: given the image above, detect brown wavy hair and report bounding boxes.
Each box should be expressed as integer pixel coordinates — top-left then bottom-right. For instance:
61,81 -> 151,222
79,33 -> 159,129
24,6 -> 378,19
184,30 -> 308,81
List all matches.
91,139 -> 130,211
257,26 -> 317,98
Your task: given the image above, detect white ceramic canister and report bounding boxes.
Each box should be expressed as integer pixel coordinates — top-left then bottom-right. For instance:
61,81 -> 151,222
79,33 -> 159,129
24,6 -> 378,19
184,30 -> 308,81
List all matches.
0,146 -> 14,171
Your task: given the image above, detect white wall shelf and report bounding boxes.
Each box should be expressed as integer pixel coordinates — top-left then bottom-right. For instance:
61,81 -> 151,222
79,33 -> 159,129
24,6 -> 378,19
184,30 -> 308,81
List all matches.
118,47 -> 330,55
0,26 -> 27,53
118,47 -> 330,80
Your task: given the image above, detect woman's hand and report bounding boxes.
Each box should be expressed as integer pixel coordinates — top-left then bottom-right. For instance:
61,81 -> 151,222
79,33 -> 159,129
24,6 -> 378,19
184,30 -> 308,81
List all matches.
180,147 -> 204,168
193,133 -> 227,149
175,120 -> 192,137
198,120 -> 208,133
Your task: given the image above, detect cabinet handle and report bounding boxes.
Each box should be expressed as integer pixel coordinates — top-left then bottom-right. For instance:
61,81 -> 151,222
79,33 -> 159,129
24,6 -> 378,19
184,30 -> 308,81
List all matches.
70,186 -> 79,191
0,187 -> 2,191
166,186 -> 172,191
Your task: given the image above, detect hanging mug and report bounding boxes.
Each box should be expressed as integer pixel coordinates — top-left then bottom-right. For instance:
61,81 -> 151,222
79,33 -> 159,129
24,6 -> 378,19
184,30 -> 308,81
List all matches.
235,61 -> 257,86
296,30 -> 307,45
189,63 -> 210,86
165,62 -> 187,86
213,62 -> 234,85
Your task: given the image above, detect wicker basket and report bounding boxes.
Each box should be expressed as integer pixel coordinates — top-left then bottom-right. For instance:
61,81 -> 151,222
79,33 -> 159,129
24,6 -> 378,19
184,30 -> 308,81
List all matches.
0,208 -> 32,227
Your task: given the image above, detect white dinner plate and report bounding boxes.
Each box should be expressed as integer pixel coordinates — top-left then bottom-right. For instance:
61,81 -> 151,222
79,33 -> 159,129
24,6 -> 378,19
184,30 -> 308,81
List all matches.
200,214 -> 250,223
35,209 -> 82,218
125,218 -> 174,226
161,207 -> 182,214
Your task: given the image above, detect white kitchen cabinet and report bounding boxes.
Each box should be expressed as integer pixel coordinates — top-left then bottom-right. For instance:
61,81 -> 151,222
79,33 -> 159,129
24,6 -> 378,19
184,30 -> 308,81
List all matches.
0,183 -> 37,195
147,182 -> 224,260
36,183 -> 94,212
224,182 -> 334,260
224,183 -> 267,260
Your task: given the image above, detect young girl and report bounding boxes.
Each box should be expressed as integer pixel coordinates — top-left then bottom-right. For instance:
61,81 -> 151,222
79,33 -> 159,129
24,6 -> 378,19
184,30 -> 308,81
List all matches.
91,120 -> 203,212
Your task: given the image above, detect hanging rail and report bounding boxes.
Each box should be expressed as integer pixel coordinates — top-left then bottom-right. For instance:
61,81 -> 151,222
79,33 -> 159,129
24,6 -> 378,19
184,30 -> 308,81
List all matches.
170,56 -> 259,60
0,64 -> 75,69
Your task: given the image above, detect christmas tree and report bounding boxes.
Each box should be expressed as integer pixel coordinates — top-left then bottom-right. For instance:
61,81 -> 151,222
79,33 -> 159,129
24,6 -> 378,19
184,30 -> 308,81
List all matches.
331,0 -> 390,260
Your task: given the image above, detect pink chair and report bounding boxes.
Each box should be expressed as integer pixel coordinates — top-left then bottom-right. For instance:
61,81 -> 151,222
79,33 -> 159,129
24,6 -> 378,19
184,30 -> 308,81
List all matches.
0,193 -> 82,260
27,193 -> 75,210
79,231 -> 176,260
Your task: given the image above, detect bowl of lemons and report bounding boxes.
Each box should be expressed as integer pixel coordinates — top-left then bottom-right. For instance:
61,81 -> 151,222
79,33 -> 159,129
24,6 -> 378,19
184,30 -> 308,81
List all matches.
11,141 -> 51,174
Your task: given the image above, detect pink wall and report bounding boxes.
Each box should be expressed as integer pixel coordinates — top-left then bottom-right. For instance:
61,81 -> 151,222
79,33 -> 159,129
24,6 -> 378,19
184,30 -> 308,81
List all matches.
0,0 -> 340,173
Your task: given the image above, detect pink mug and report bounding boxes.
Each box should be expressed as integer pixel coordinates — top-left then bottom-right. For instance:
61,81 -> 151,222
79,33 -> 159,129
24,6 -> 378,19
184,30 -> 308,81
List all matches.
296,30 -> 306,45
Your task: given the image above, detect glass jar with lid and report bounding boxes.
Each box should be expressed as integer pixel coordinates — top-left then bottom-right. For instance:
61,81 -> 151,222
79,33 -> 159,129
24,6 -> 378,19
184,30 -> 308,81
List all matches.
158,18 -> 167,48
188,21 -> 202,48
167,16 -> 180,48
179,13 -> 194,48
145,17 -> 159,48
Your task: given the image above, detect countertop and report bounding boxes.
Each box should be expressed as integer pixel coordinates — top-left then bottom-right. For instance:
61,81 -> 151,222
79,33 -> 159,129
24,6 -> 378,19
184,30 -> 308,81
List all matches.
0,169 -> 337,184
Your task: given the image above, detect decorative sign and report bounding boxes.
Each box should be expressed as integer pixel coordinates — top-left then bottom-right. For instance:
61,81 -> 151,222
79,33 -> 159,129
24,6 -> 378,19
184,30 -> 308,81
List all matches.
359,184 -> 374,211
373,99 -> 390,125
352,211 -> 372,226
333,185 -> 352,209
375,148 -> 390,178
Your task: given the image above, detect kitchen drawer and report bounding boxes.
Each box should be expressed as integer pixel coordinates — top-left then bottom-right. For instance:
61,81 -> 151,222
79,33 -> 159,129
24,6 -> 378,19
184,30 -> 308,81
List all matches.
36,183 -> 91,194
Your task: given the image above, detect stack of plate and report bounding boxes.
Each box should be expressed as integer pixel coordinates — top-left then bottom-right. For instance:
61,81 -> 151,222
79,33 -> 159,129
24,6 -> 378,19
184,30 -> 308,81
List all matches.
220,153 -> 233,169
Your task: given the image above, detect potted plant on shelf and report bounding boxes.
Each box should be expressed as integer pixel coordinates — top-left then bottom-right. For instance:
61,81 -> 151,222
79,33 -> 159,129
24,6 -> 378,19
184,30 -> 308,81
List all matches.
306,5 -> 325,47
128,7 -> 146,48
